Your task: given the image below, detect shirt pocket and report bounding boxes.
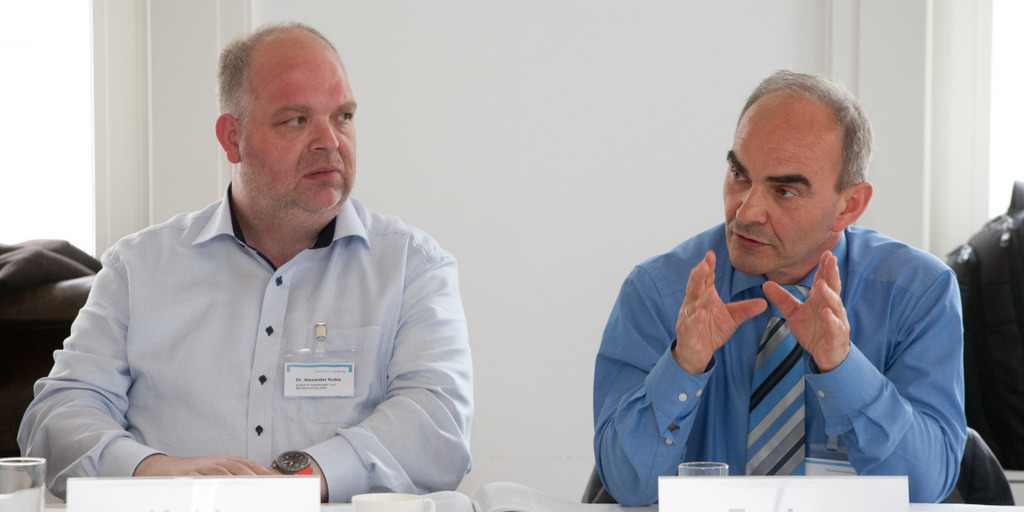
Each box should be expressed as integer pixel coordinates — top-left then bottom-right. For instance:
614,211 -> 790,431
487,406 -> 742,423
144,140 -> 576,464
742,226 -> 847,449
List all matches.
298,326 -> 387,425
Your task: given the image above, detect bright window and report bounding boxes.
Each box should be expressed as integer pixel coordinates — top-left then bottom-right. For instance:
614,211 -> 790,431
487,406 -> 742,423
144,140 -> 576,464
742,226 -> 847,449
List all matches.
989,0 -> 1024,218
0,2 -> 94,255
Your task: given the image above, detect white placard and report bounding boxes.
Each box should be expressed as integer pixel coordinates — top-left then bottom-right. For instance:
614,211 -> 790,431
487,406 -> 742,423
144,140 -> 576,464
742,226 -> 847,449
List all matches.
658,475 -> 909,512
67,475 -> 320,512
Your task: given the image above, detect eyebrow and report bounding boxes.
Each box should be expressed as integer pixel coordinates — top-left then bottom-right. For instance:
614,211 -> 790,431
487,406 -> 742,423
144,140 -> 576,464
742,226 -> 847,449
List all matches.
726,150 -> 812,189
273,101 -> 358,117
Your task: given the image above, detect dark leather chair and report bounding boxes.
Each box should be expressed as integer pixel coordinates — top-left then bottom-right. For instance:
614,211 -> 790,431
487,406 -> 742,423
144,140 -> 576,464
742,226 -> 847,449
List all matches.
584,428 -> 1014,506
582,465 -> 616,504
0,240 -> 98,457
942,427 -> 1015,505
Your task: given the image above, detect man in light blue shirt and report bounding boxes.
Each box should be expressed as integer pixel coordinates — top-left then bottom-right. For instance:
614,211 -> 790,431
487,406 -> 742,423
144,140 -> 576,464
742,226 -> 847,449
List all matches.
19,23 -> 472,502
593,71 -> 965,506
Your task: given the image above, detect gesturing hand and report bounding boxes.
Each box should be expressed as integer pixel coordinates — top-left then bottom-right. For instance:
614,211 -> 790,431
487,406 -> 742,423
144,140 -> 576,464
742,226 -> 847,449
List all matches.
673,250 -> 767,374
762,251 -> 850,372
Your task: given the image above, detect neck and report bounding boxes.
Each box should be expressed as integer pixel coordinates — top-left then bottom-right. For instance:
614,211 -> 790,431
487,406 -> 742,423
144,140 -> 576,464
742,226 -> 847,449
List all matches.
233,205 -> 337,268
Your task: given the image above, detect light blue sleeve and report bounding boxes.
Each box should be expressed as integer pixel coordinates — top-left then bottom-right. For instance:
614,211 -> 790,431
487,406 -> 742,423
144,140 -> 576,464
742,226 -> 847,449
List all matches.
593,266 -> 713,507
17,247 -> 162,499
805,268 -> 966,503
311,248 -> 473,503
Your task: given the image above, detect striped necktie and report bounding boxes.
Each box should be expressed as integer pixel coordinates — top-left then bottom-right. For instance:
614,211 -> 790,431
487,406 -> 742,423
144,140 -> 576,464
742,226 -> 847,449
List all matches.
746,284 -> 809,475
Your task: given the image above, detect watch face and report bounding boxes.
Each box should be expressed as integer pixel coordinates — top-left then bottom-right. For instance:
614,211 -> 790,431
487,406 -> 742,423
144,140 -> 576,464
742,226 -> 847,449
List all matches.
276,451 -> 310,473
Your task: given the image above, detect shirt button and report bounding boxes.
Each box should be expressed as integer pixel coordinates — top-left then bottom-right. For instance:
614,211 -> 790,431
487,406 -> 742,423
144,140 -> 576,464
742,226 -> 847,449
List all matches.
255,425 -> 264,435
276,276 -> 283,286
259,375 -> 267,385
266,326 -> 274,336
818,390 -> 826,398
696,389 -> 703,397
665,438 -> 673,445
678,393 -> 688,402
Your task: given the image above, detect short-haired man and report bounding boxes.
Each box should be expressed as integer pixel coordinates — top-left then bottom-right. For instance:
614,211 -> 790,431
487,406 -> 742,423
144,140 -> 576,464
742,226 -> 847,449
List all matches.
20,23 -> 473,502
593,71 -> 965,506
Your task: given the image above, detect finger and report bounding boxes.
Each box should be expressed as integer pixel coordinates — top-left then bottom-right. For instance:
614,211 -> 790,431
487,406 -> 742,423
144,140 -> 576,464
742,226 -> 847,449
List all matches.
727,297 -> 767,323
218,460 -> 261,476
762,281 -> 802,317
703,250 -> 717,288
820,251 -> 842,294
680,251 -> 717,323
812,277 -> 845,318
195,465 -> 232,476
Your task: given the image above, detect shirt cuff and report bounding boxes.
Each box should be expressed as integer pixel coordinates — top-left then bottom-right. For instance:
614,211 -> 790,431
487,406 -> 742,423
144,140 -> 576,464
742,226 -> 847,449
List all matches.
98,437 -> 163,477
804,343 -> 886,434
647,339 -> 714,433
305,435 -> 372,503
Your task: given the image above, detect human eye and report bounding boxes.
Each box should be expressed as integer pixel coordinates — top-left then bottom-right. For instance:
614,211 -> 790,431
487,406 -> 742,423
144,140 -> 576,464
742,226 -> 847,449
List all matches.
776,187 -> 796,199
728,163 -> 748,182
336,112 -> 354,124
282,116 -> 307,127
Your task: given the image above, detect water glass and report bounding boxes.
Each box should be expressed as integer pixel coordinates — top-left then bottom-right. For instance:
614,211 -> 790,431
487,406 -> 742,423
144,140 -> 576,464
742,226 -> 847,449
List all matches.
677,461 -> 728,477
0,458 -> 45,512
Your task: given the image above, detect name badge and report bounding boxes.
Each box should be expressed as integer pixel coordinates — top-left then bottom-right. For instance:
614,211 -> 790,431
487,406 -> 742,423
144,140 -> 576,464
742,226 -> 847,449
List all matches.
284,362 -> 355,397
283,323 -> 356,397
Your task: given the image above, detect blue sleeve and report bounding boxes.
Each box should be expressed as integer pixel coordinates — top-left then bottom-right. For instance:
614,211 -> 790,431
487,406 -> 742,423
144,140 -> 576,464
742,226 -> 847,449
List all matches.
805,268 -> 966,503
593,266 -> 712,506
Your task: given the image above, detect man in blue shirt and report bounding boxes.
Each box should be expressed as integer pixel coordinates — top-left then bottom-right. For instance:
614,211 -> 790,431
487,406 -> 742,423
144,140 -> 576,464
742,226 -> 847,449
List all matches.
20,23 -> 472,502
593,71 -> 965,506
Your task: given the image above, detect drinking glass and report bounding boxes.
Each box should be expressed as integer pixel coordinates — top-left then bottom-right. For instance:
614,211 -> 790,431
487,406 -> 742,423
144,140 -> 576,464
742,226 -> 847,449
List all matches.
677,461 -> 728,477
0,458 -> 45,512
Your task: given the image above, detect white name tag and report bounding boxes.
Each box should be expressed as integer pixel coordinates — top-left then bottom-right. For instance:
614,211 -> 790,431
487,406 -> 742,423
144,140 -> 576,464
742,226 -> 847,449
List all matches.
67,476 -> 319,512
658,475 -> 908,512
284,362 -> 355,397
805,457 -> 858,476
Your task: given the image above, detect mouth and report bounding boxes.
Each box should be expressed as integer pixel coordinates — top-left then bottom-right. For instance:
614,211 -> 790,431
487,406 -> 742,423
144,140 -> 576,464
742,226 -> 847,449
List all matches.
305,167 -> 341,180
729,225 -> 770,249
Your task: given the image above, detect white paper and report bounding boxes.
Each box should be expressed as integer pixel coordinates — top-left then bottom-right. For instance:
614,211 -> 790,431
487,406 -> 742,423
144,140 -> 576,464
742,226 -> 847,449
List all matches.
658,475 -> 909,512
66,475 -> 320,512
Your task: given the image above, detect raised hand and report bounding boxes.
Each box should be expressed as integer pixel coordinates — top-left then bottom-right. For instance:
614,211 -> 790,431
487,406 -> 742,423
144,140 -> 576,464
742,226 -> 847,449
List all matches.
674,250 -> 767,374
762,251 -> 850,372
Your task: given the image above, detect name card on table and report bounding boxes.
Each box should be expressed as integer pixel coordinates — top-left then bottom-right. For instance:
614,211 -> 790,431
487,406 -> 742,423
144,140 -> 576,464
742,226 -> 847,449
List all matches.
658,475 -> 909,512
67,475 -> 320,512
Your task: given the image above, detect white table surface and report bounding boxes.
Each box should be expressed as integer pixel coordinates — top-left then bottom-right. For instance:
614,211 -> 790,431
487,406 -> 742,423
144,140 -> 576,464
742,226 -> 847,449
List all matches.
40,503 -> 1024,511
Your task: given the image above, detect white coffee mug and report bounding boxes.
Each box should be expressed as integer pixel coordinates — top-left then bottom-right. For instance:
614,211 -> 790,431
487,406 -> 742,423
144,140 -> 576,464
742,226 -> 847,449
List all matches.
351,493 -> 435,512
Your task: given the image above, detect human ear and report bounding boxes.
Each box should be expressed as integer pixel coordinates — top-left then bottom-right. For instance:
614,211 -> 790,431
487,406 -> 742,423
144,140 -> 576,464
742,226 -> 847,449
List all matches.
215,114 -> 242,164
831,181 -> 873,231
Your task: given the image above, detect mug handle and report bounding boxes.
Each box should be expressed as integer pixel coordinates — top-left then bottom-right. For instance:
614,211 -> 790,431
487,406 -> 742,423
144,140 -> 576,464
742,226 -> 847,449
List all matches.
422,497 -> 436,512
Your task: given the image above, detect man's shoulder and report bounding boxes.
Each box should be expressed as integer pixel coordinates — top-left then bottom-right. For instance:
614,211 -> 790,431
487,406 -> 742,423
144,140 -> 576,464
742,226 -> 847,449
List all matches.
106,200 -> 223,257
347,198 -> 453,262
844,225 -> 952,286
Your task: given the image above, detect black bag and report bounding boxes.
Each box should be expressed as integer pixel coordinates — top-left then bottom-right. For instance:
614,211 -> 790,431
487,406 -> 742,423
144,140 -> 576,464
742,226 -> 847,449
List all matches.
947,180 -> 1024,469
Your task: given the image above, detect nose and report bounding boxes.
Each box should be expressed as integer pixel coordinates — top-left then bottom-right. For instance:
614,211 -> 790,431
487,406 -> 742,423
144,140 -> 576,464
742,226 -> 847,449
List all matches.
309,118 -> 340,152
732,186 -> 768,225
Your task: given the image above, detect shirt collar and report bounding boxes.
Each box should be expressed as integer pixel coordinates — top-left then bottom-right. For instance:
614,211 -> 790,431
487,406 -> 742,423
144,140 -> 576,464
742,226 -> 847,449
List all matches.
194,186 -> 369,249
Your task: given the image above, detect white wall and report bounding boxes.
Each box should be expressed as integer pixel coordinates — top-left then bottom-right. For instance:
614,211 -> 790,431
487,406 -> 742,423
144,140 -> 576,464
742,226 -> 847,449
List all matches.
94,0 -> 990,502
251,1 -> 828,500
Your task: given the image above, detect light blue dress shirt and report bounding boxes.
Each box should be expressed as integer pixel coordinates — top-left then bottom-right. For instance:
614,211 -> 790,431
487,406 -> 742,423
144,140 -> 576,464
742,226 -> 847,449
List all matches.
594,224 -> 966,506
19,193 -> 473,502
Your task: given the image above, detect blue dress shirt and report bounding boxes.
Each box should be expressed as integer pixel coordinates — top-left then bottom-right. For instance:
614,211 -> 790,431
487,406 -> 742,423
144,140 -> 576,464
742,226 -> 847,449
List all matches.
594,224 -> 965,506
19,193 -> 473,502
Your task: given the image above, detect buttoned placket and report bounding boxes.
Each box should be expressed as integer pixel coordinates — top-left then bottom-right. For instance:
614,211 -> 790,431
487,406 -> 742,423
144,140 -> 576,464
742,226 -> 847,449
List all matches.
245,259 -> 299,463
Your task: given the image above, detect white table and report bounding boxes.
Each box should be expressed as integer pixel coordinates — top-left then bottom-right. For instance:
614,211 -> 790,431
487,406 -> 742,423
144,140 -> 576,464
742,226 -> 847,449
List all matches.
40,504 -> 1024,511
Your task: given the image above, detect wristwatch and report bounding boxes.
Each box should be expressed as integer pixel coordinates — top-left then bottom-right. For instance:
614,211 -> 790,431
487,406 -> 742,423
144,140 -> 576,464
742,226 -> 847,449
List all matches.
272,450 -> 314,475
